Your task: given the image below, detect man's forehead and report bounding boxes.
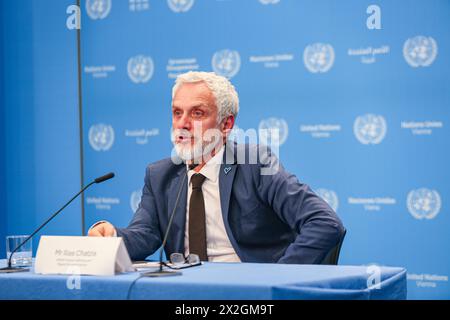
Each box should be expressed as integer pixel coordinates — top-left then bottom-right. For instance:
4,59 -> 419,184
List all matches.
172,82 -> 217,109
172,100 -> 212,109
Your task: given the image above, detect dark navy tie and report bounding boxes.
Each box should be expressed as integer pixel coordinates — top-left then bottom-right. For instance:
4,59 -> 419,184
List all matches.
189,173 -> 208,261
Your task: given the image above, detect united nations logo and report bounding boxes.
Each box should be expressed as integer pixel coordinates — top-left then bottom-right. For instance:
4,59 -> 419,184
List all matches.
130,189 -> 142,213
86,0 -> 112,20
315,188 -> 339,212
88,124 -> 115,151
303,43 -> 335,73
258,117 -> 289,146
167,0 -> 194,13
212,49 -> 241,78
407,188 -> 441,220
259,0 -> 281,4
403,36 -> 438,68
127,55 -> 154,84
353,114 -> 387,145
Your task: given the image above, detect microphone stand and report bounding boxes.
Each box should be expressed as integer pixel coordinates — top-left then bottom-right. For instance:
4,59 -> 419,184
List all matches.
143,170 -> 188,277
0,173 -> 114,273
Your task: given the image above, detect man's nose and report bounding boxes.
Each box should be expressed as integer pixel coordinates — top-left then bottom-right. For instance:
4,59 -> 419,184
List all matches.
175,113 -> 192,131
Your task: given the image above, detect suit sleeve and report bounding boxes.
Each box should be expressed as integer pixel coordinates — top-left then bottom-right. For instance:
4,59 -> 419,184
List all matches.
116,166 -> 162,261
255,148 -> 345,264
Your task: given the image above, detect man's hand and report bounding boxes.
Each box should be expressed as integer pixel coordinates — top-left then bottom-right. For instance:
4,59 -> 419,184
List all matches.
88,222 -> 116,237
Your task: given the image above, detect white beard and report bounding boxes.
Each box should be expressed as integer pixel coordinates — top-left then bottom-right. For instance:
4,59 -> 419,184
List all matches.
171,128 -> 218,164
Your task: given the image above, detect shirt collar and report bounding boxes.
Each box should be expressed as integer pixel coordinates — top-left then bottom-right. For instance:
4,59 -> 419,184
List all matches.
187,145 -> 224,184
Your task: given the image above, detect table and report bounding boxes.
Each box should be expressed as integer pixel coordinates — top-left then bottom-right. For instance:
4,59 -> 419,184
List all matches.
0,260 -> 406,300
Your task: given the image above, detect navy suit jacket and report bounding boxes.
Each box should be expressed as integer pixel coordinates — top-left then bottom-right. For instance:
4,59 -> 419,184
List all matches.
117,143 -> 345,264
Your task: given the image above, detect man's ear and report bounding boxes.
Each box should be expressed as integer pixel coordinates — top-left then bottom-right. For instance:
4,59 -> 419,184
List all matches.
221,115 -> 235,136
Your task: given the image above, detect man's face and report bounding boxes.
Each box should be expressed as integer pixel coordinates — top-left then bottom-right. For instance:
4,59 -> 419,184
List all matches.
171,82 -> 223,163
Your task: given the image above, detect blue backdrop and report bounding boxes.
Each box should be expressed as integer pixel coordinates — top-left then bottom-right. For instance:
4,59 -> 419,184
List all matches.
1,0 -> 449,300
1,0 -> 81,256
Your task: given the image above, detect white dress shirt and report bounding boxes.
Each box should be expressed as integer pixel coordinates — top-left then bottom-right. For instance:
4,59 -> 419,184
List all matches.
185,146 -> 241,262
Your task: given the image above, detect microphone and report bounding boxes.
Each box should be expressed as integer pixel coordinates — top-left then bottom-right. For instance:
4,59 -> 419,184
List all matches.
0,172 -> 115,273
95,172 -> 115,184
143,169 -> 188,277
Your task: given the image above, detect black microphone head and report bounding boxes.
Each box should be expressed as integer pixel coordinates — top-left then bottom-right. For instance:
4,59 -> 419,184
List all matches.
94,172 -> 115,184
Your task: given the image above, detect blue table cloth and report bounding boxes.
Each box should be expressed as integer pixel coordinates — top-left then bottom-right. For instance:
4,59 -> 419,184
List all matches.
0,260 -> 406,300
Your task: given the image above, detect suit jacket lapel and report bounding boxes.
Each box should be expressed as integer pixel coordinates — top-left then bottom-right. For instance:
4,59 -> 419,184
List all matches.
166,165 -> 188,254
219,142 -> 242,257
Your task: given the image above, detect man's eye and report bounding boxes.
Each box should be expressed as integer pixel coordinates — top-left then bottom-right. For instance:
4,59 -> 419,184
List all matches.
173,110 -> 182,116
192,110 -> 204,117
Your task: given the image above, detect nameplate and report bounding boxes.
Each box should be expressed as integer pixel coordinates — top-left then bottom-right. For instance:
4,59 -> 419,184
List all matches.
34,236 -> 135,276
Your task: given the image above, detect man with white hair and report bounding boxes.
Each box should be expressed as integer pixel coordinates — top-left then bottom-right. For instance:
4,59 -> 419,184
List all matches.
89,71 -> 345,265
